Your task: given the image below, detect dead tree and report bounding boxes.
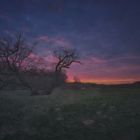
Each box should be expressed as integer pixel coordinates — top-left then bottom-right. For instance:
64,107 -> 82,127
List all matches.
0,33 -> 33,90
47,48 -> 81,93
54,48 -> 81,73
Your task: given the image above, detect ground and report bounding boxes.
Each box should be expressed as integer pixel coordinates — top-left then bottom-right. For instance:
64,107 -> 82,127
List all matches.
0,86 -> 140,140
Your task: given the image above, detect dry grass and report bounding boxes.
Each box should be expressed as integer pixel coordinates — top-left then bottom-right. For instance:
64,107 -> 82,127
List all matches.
0,86 -> 140,140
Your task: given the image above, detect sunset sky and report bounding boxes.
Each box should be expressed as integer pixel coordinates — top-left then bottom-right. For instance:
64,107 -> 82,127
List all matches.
0,0 -> 140,84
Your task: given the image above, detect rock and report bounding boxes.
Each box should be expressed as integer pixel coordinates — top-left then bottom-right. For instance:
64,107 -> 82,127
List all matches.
82,119 -> 95,125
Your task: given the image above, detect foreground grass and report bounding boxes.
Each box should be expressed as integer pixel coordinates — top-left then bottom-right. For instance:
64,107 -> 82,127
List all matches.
0,87 -> 140,140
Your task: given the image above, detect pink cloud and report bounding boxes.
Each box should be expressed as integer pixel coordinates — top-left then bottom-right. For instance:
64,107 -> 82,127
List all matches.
66,55 -> 140,84
44,54 -> 57,63
37,35 -> 72,48
24,52 -> 58,71
38,36 -> 49,42
81,56 -> 107,65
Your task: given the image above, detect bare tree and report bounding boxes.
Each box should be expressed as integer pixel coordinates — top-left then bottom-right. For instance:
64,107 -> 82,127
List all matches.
45,47 -> 81,93
0,34 -> 81,95
0,33 -> 33,90
54,48 -> 81,73
73,76 -> 81,83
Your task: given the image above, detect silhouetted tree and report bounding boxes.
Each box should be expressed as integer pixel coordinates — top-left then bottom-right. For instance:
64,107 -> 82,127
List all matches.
73,76 -> 81,83
43,47 -> 81,94
0,34 -> 81,96
0,33 -> 33,90
54,48 -> 81,73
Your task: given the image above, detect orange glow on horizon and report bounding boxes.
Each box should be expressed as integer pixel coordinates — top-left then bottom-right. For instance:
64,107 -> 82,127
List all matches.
66,76 -> 140,85
67,79 -> 138,85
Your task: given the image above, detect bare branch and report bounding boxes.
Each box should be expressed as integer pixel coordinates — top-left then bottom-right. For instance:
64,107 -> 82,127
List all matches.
54,47 -> 81,72
0,33 -> 33,90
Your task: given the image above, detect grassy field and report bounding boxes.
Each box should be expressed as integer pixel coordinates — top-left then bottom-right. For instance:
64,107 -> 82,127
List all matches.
0,86 -> 140,140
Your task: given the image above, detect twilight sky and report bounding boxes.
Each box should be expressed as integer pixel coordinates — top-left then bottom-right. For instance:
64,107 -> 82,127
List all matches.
0,0 -> 140,84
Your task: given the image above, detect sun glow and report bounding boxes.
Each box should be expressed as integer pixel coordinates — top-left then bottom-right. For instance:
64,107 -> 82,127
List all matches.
67,76 -> 139,85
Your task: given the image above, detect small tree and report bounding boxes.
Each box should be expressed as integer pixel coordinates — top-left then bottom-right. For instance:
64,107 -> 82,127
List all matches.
0,33 -> 33,90
73,76 -> 81,83
54,48 -> 81,73
48,47 -> 81,92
